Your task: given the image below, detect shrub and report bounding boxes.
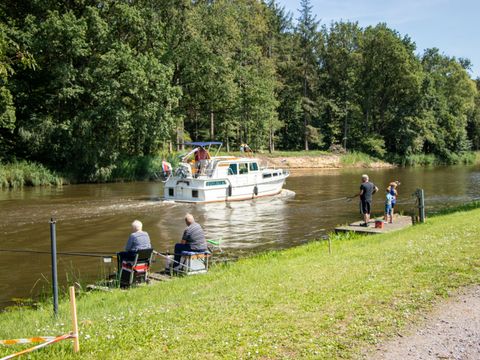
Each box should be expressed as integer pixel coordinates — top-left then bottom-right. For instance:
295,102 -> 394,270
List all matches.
0,161 -> 63,188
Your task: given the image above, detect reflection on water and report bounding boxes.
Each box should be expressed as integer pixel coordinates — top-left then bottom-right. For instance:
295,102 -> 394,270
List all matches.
1,165 -> 480,306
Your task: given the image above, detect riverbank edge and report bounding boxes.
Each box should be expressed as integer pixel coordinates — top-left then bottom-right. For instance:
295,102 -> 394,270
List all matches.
1,203 -> 479,359
0,151 -> 390,188
2,151 -> 479,187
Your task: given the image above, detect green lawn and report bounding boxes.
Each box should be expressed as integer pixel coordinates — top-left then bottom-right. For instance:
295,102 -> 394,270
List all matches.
1,208 -> 479,359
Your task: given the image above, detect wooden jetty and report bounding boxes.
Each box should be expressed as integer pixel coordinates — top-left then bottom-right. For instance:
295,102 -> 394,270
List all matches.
335,215 -> 413,235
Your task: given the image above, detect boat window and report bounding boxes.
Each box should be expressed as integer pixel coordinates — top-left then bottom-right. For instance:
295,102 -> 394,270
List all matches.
239,163 -> 248,175
192,190 -> 198,198
273,172 -> 278,177
249,162 -> 259,171
168,188 -> 174,196
228,163 -> 238,175
263,173 -> 272,178
206,180 -> 227,186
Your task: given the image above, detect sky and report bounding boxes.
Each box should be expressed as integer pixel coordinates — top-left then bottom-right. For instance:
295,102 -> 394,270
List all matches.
278,0 -> 480,79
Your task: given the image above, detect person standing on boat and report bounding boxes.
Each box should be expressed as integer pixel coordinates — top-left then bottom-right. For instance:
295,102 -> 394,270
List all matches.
125,220 -> 151,251
194,146 -> 210,175
358,174 -> 378,227
173,213 -> 208,268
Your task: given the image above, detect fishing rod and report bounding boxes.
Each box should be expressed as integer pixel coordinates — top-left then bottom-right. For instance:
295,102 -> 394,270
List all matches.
0,249 -> 115,258
1,238 -> 223,259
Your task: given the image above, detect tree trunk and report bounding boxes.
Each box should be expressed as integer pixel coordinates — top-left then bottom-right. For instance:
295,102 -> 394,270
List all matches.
195,111 -> 198,141
343,103 -> 348,151
303,75 -> 309,151
268,128 -> 273,153
177,118 -> 184,151
210,111 -> 214,140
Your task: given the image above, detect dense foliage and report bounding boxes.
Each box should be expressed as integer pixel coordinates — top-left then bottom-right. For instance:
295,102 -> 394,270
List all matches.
0,0 -> 478,180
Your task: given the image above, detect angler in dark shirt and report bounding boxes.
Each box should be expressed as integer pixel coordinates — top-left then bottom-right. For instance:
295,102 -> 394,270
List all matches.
173,213 -> 208,268
358,174 -> 378,227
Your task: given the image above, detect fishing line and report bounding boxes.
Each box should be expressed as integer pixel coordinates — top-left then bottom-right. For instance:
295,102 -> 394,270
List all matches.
0,249 -> 115,258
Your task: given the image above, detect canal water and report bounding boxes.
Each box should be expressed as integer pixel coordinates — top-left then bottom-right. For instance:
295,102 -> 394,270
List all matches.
1,165 -> 480,307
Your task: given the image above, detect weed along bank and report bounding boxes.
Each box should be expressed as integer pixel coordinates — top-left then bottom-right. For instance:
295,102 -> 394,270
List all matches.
1,204 -> 480,359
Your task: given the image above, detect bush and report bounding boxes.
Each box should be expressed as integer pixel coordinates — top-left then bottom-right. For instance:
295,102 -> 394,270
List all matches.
110,153 -> 181,182
391,152 -> 476,166
328,144 -> 347,154
340,151 -> 375,166
0,161 -> 63,188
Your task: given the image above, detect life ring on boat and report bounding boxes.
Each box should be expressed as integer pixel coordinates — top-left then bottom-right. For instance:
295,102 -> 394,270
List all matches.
253,185 -> 258,196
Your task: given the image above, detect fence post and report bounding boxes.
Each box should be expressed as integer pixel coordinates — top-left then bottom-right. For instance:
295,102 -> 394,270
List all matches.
50,218 -> 59,317
69,286 -> 80,353
415,189 -> 426,223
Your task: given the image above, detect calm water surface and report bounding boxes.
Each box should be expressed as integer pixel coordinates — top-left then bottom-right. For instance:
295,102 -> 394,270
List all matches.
1,166 -> 479,306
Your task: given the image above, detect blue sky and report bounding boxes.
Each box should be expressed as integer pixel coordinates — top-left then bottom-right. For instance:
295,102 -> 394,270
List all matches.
278,0 -> 480,79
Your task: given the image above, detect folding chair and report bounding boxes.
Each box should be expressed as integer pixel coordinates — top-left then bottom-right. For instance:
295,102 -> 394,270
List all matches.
117,248 -> 154,288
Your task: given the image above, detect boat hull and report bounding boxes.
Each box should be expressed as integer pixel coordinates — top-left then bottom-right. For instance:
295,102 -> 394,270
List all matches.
164,174 -> 288,203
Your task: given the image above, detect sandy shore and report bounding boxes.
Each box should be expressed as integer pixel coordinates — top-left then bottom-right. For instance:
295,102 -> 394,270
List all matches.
257,154 -> 394,169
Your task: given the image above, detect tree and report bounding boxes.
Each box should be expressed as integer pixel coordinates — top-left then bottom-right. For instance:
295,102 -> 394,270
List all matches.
295,0 -> 322,150
421,48 -> 477,159
357,24 -> 423,157
8,1 -> 180,180
467,78 -> 480,149
321,21 -> 362,149
0,21 -> 35,160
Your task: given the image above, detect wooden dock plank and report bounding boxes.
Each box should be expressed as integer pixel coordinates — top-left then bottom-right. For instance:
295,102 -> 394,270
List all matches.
335,215 -> 413,235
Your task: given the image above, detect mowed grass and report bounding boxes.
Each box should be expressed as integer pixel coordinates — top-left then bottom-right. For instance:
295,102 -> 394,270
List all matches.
1,209 -> 479,359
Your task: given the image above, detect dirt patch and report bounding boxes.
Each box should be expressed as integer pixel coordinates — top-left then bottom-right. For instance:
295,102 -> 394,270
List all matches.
366,285 -> 480,360
256,155 -> 394,169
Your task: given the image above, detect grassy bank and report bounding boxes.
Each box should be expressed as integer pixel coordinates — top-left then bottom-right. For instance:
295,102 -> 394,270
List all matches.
388,152 -> 477,166
3,150 -> 478,186
0,161 -> 64,188
339,151 -> 377,166
1,207 -> 480,359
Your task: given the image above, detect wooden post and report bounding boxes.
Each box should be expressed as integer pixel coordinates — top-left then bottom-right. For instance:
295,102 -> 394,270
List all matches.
415,188 -> 426,223
328,237 -> 332,254
69,286 -> 80,353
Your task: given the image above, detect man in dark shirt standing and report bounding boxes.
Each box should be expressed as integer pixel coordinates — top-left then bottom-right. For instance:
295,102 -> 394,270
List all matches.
173,213 -> 208,268
358,174 -> 378,227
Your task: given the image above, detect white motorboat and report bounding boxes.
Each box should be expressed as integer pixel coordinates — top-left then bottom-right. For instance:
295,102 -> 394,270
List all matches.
163,142 -> 289,203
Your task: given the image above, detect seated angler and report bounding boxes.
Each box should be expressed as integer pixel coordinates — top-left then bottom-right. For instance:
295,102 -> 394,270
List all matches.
125,220 -> 151,252
117,220 -> 152,287
173,213 -> 208,269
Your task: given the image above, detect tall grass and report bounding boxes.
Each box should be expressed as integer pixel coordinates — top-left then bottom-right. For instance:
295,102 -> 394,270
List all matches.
0,161 -> 63,189
110,153 -> 181,182
392,152 -> 476,166
340,151 -> 376,166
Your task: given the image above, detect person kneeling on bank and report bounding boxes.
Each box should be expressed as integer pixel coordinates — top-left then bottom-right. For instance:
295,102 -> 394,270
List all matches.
173,213 -> 208,270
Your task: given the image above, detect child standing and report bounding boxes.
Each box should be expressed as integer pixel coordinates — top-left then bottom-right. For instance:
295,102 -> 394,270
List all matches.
388,181 -> 399,217
384,189 -> 394,223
